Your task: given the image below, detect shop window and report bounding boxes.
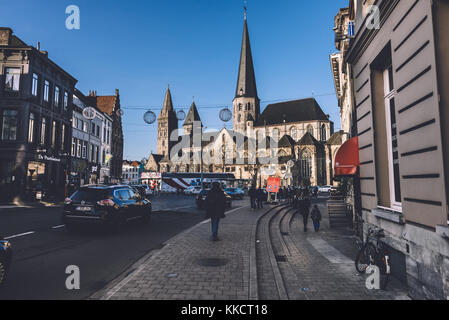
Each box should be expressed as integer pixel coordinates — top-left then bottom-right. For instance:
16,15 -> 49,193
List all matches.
4,68 -> 20,92
371,43 -> 402,211
32,73 -> 39,96
43,80 -> 50,102
28,113 -> 35,143
40,117 -> 47,145
1,110 -> 18,141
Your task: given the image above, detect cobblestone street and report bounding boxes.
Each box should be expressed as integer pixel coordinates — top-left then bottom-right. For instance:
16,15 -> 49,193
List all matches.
95,200 -> 410,300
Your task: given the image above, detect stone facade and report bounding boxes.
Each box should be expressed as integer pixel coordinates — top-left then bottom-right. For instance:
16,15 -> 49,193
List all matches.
345,0 -> 449,299
0,27 -> 76,201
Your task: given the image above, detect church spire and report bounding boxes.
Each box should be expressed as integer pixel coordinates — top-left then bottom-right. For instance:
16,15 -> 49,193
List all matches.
184,101 -> 202,126
235,8 -> 258,100
161,85 -> 174,115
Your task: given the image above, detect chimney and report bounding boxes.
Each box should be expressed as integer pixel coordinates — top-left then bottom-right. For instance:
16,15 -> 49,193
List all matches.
115,89 -> 119,96
0,27 -> 13,46
37,41 -> 40,50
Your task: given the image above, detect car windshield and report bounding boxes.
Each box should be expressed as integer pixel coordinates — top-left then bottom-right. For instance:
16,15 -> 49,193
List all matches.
70,188 -> 110,202
225,188 -> 235,192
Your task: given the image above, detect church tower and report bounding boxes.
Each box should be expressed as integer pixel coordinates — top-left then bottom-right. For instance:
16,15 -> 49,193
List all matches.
183,101 -> 202,136
157,86 -> 179,157
233,8 -> 260,134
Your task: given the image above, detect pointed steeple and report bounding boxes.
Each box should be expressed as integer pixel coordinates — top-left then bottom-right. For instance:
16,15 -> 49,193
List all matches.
160,85 -> 174,116
184,101 -> 202,126
235,15 -> 258,99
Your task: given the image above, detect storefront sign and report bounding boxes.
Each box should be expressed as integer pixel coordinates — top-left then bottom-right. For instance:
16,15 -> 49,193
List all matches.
141,172 -> 161,179
38,155 -> 61,162
266,177 -> 281,193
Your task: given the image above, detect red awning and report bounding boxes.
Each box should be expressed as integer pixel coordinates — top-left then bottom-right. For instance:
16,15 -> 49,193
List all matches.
334,136 -> 360,177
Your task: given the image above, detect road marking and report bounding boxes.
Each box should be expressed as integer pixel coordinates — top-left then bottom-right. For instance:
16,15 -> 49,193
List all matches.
52,225 -> 65,229
4,231 -> 35,240
307,238 -> 353,264
0,205 -> 33,210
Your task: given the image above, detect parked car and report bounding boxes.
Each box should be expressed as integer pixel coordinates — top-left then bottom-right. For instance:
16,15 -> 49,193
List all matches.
196,189 -> 232,209
224,187 -> 244,200
139,184 -> 153,196
185,186 -> 202,195
330,186 -> 339,195
63,185 -> 152,233
0,237 -> 12,287
309,186 -> 319,196
132,185 -> 152,198
318,185 -> 332,193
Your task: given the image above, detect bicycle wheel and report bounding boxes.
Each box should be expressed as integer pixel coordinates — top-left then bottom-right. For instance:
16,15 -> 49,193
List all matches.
377,250 -> 391,290
355,243 -> 376,274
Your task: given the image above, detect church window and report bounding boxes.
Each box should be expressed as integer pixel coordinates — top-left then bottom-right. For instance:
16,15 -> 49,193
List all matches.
290,127 -> 297,140
247,103 -> 251,110
238,114 -> 241,122
321,124 -> 327,141
307,125 -> 314,137
300,150 -> 312,180
239,104 -> 242,111
272,128 -> 280,139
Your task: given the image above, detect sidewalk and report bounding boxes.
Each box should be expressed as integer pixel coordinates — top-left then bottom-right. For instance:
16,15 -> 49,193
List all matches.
93,201 -> 410,300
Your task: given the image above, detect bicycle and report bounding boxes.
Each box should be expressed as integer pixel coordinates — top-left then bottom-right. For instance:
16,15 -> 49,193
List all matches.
355,227 -> 391,290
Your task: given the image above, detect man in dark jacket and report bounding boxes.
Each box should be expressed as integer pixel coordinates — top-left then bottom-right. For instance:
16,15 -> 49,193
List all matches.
301,190 -> 312,232
205,182 -> 227,241
248,185 -> 257,211
256,188 -> 265,209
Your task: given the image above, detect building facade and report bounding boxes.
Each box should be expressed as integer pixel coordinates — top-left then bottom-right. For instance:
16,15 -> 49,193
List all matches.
151,14 -> 341,188
345,0 -> 449,299
0,27 -> 75,201
122,160 -> 142,185
71,89 -> 110,187
87,89 -> 124,183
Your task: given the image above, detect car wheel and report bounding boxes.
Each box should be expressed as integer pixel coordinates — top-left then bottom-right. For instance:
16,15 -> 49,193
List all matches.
0,259 -> 7,287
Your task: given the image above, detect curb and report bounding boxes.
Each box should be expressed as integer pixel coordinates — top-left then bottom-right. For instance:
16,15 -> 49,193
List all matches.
91,204 -> 251,300
249,204 -> 284,300
265,206 -> 289,300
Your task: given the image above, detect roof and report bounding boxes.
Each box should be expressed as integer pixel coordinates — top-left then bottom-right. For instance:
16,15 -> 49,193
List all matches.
235,19 -> 258,99
256,98 -> 329,126
159,86 -> 174,117
326,131 -> 343,145
96,96 -> 117,116
150,154 -> 164,164
184,102 -> 202,126
278,135 -> 296,148
297,131 -> 322,146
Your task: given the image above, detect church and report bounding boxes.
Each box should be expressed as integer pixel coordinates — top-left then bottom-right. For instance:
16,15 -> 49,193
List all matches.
145,11 -> 342,188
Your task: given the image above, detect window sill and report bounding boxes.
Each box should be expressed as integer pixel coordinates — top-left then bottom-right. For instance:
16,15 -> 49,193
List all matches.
436,225 -> 449,239
372,207 -> 405,224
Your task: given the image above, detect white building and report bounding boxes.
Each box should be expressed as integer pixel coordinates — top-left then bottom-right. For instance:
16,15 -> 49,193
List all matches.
122,161 -> 141,185
71,89 -> 108,186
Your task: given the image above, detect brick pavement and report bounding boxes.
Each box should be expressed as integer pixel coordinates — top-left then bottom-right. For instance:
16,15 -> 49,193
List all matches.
95,200 -> 410,300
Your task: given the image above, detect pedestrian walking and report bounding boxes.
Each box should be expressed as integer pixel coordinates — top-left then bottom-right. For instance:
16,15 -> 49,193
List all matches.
249,185 -> 257,210
205,182 -> 227,241
257,187 -> 265,209
301,191 -> 311,232
311,204 -> 322,232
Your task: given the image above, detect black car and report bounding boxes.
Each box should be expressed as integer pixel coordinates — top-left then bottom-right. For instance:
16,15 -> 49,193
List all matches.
196,189 -> 232,209
0,237 -> 12,287
63,185 -> 152,233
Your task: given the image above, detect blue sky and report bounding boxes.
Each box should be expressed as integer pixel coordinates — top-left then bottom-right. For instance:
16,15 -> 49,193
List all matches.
1,0 -> 348,161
